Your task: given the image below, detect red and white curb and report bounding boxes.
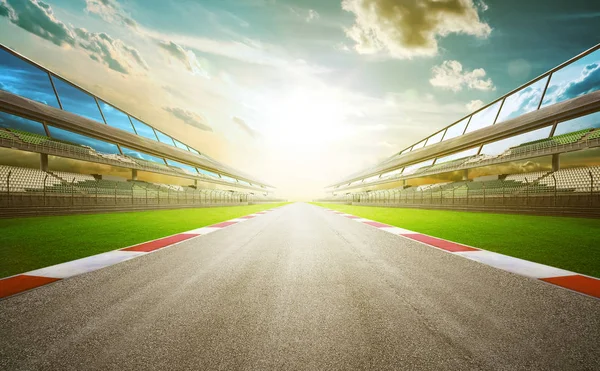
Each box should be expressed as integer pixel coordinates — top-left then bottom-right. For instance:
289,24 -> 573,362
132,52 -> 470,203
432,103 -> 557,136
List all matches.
0,208 -> 280,299
323,208 -> 600,299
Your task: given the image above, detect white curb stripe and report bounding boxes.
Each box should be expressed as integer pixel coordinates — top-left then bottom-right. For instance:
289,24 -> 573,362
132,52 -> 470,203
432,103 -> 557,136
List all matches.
455,250 -> 575,279
28,251 -> 146,279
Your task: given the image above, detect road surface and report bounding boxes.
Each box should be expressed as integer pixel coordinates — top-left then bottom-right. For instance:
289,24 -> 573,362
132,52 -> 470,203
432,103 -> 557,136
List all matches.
1,203 -> 599,370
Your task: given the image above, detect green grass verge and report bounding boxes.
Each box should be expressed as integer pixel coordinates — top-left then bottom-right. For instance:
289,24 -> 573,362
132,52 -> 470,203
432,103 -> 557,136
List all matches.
312,203 -> 600,278
0,203 -> 290,278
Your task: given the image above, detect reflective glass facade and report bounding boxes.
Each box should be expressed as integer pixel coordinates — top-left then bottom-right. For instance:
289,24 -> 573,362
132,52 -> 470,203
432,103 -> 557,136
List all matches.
51,76 -> 104,123
155,130 -> 175,145
0,111 -> 47,136
172,139 -> 189,151
541,49 -> 600,108
496,76 -> 548,123
98,100 -> 137,134
0,48 -> 59,108
120,146 -> 166,164
197,168 -> 219,178
130,117 -> 157,141
425,130 -> 445,147
480,126 -> 552,156
47,125 -> 121,154
165,159 -> 198,175
465,100 -> 502,134
392,45 -> 600,161
403,159 -> 434,176
553,110 -> 600,136
435,147 -> 480,164
443,117 -> 469,141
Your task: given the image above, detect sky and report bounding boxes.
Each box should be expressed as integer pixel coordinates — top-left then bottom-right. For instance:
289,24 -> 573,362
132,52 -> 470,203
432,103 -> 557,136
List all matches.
0,0 -> 599,200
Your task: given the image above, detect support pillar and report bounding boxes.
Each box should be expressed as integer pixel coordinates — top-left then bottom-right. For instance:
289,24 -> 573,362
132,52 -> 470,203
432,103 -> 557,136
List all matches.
462,169 -> 469,181
552,154 -> 560,172
40,153 -> 48,172
131,169 -> 138,181
194,179 -> 198,187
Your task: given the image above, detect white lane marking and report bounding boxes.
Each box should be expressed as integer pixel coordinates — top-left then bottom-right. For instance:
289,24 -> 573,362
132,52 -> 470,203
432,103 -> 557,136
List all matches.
228,218 -> 249,223
28,251 -> 146,279
455,250 -> 575,279
354,218 -> 373,223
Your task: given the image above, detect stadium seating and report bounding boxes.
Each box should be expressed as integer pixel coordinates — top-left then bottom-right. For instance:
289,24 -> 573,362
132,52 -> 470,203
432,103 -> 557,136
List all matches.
0,165 -> 62,192
538,166 -> 600,192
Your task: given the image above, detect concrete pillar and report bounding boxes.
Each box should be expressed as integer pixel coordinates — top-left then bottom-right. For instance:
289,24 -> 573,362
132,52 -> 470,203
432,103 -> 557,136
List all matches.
462,169 -> 469,181
402,179 -> 406,187
552,154 -> 560,172
131,169 -> 138,181
40,153 -> 48,172
194,179 -> 198,187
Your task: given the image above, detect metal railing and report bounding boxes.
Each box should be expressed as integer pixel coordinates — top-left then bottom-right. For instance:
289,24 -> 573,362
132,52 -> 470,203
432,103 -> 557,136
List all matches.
0,172 -> 251,208
320,173 -> 600,209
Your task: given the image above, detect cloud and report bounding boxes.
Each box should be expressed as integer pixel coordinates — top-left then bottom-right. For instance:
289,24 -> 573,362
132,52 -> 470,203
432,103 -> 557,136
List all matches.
232,116 -> 259,137
164,107 -> 212,132
543,62 -> 600,105
1,0 -> 75,46
341,0 -> 491,59
84,0 -> 137,29
74,28 -> 148,74
0,0 -> 147,75
429,60 -> 495,91
306,9 -> 319,22
466,99 -> 484,111
157,40 -> 209,77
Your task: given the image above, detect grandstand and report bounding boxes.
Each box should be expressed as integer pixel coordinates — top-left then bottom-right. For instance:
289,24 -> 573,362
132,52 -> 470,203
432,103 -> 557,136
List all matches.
0,44 -> 283,212
322,43 -> 600,214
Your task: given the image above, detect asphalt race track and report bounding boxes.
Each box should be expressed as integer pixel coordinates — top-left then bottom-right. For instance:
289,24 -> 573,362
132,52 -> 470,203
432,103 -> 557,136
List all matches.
1,203 -> 599,370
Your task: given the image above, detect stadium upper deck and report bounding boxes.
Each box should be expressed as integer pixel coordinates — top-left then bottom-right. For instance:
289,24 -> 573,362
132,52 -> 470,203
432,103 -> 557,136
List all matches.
0,44 -> 272,194
328,44 -> 600,194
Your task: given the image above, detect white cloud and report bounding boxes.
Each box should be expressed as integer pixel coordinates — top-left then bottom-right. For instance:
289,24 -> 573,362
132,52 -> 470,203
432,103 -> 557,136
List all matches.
306,9 -> 319,22
232,116 -> 259,138
429,60 -> 495,92
157,40 -> 209,77
163,107 -> 212,132
341,0 -> 492,59
466,99 -> 484,111
85,0 -> 137,29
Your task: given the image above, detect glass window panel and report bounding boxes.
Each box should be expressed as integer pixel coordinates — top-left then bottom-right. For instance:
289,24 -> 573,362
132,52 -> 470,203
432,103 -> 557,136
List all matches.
436,147 -> 480,164
480,126 -> 552,156
464,100 -> 502,134
403,159 -> 435,176
197,168 -> 219,178
412,139 -> 427,150
0,111 -> 47,135
129,117 -> 157,140
553,110 -> 600,136
443,117 -> 470,141
121,147 -> 165,164
155,130 -> 175,145
47,125 -> 120,154
165,159 -> 197,175
220,175 -> 237,183
172,139 -> 189,150
51,77 -> 104,123
381,168 -> 404,178
541,49 -> 600,108
97,101 -> 136,134
399,147 -> 412,155
188,147 -> 201,155
0,48 -> 60,108
496,76 -> 549,123
425,130 -> 445,147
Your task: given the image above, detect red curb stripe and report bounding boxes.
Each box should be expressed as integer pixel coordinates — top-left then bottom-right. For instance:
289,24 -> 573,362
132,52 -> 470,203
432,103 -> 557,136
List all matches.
345,215 -> 360,219
255,212 -> 267,215
0,275 -> 61,299
364,221 -> 391,228
541,275 -> 600,298
210,221 -> 238,228
121,234 -> 198,252
403,234 -> 479,252
240,215 -> 256,219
